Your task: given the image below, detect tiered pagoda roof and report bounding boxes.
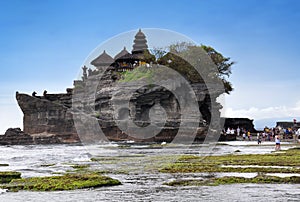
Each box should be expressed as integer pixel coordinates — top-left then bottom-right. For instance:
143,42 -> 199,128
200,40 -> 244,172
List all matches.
132,29 -> 148,54
90,29 -> 151,69
114,47 -> 130,60
90,50 -> 114,67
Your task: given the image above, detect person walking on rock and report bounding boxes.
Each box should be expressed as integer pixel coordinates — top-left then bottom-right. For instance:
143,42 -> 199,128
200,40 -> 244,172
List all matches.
257,133 -> 262,144
275,135 -> 281,151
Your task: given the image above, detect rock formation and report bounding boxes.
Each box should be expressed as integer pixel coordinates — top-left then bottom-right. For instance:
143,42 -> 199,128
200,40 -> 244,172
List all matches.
0,128 -> 33,145
223,118 -> 256,132
0,29 -> 249,145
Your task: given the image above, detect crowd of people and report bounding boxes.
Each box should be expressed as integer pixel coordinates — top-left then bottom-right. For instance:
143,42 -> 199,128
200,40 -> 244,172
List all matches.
222,126 -> 300,150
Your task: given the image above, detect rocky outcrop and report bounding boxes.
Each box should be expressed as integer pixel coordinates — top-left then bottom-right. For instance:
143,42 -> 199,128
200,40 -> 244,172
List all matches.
16,92 -> 74,134
276,121 -> 300,129
5,29 -> 241,144
223,118 -> 256,132
0,128 -> 33,145
10,67 -> 241,144
69,66 -> 227,143
14,92 -> 80,144
0,127 -> 80,145
11,80 -> 245,145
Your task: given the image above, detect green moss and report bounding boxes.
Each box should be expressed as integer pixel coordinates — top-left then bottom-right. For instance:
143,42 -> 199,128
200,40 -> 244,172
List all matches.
117,145 -> 131,148
160,147 -> 300,173
93,112 -> 101,119
1,173 -> 121,191
91,154 -> 145,163
40,164 -> 55,167
164,179 -> 206,186
71,164 -> 90,170
0,171 -> 21,183
164,175 -> 300,186
119,66 -> 154,83
93,170 -> 130,175
118,65 -> 174,83
51,172 -> 65,175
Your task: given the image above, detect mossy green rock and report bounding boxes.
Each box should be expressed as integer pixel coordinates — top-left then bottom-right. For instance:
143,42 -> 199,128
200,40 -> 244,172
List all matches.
1,173 -> 121,191
0,171 -> 21,183
164,175 -> 300,186
71,164 -> 90,170
160,147 -> 300,173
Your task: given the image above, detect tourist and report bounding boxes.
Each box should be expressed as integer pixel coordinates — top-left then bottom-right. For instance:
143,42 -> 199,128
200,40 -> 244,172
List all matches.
296,128 -> 300,137
247,131 -> 251,141
296,128 -> 300,143
257,133 -> 262,144
222,128 -> 226,136
264,126 -> 269,134
267,132 -> 271,141
285,128 -> 290,139
279,127 -> 285,139
275,135 -> 281,151
297,128 -> 300,135
237,127 -> 241,136
226,128 -> 231,135
242,132 -> 246,140
262,132 -> 266,141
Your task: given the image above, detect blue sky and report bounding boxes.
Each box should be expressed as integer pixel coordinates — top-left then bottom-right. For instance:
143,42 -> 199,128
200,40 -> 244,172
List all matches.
1,0 -> 300,133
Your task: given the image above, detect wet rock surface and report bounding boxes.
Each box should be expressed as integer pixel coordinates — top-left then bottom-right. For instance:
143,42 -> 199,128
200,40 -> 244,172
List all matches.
0,128 -> 33,145
0,127 -> 79,145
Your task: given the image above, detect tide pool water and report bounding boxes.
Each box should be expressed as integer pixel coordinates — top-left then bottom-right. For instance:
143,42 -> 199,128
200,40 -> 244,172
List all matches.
0,142 -> 299,202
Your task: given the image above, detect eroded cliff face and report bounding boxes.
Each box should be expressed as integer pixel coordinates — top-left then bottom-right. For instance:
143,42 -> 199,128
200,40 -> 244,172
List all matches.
69,68 -> 224,143
16,92 -> 80,144
11,68 -> 230,144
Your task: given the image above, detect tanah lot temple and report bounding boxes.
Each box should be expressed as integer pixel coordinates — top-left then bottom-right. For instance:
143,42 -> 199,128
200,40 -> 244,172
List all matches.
1,29 -> 255,145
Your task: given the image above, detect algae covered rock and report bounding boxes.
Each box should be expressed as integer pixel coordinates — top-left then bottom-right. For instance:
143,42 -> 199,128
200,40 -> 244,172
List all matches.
1,173 -> 121,191
0,171 -> 21,183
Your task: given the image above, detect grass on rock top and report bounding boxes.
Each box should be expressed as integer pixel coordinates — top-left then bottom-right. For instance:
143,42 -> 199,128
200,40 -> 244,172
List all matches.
118,65 -> 154,83
118,65 -> 175,83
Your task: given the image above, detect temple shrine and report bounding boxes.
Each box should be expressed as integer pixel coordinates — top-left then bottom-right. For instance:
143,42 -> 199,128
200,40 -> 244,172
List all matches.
90,29 -> 151,73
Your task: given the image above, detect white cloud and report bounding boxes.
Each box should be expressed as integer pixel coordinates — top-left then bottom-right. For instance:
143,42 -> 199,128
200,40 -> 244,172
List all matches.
224,101 -> 300,121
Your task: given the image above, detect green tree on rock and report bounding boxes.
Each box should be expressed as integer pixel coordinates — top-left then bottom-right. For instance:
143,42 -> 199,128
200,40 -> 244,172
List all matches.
157,42 -> 235,94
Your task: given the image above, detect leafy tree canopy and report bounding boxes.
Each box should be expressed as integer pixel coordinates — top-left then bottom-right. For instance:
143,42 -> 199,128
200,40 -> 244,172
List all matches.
150,42 -> 235,94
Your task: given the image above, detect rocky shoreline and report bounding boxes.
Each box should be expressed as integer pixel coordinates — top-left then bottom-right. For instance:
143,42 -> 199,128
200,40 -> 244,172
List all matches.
0,128 -> 80,145
0,127 -> 239,145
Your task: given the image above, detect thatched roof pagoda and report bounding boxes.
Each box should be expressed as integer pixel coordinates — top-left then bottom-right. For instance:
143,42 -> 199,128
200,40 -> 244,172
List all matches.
90,50 -> 114,68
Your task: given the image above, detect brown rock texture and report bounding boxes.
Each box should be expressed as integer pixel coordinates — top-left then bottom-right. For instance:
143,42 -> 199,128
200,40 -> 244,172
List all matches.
0,128 -> 33,145
3,70 -> 253,145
